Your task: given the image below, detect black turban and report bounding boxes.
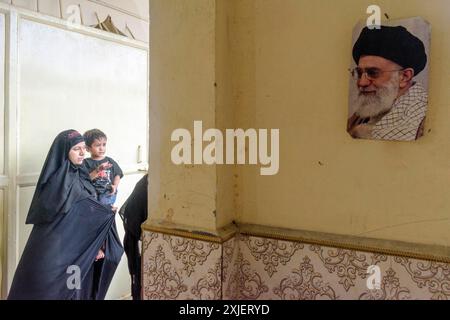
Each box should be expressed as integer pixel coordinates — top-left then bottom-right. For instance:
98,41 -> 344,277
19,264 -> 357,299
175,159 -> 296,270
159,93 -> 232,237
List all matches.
353,25 -> 427,76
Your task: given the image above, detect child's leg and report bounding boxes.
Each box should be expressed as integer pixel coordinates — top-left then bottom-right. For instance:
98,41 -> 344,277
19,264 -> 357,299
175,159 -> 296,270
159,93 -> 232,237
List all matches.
110,192 -> 117,205
98,191 -> 117,207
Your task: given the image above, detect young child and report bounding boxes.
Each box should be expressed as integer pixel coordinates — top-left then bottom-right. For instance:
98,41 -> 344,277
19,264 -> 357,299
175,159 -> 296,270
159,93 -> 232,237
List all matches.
83,129 -> 123,208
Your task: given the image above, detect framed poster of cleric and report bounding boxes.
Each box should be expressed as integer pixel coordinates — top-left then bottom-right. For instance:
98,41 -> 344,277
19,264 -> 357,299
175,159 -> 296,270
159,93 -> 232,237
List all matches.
347,17 -> 430,141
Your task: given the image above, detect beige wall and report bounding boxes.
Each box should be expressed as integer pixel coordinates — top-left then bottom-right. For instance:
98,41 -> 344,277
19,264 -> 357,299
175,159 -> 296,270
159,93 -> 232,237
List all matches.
0,0 -> 149,42
148,0 -> 218,233
148,0 -> 450,248
143,0 -> 450,302
233,0 -> 450,247
148,0 -> 239,233
215,0 -> 237,229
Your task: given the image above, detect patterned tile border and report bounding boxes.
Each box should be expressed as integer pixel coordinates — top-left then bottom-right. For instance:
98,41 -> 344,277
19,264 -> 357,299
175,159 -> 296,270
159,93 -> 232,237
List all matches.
142,227 -> 450,300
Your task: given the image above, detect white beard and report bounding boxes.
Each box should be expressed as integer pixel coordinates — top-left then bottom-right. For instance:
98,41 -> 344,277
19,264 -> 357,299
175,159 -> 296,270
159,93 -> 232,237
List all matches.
353,73 -> 400,119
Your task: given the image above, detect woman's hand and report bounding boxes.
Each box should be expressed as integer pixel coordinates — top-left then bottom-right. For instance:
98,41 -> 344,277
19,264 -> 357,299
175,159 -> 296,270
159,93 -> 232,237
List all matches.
95,249 -> 105,261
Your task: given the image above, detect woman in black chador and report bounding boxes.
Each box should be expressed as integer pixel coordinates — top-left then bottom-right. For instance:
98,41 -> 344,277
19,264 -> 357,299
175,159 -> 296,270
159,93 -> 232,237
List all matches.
8,130 -> 123,300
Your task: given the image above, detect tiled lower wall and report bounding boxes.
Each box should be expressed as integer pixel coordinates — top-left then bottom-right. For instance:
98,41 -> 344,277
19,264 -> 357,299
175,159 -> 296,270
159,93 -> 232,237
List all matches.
142,231 -> 450,300
142,231 -> 223,300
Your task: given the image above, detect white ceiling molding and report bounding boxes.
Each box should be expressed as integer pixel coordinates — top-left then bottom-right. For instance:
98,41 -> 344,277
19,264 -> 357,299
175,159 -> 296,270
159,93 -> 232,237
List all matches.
87,0 -> 149,22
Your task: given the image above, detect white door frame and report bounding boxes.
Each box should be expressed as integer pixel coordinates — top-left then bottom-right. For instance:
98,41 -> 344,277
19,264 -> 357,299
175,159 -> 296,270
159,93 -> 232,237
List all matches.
0,3 -> 149,298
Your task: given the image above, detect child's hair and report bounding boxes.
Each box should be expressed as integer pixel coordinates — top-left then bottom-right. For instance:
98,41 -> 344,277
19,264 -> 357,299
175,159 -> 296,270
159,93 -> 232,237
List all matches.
83,129 -> 107,147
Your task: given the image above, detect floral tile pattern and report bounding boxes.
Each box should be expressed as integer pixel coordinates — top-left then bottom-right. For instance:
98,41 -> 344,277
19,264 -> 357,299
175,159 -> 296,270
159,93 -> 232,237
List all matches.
162,234 -> 220,276
273,256 -> 337,300
393,257 -> 450,300
142,244 -> 188,300
242,235 -> 303,277
358,268 -> 411,300
191,261 -> 222,300
142,231 -> 450,300
142,232 -> 222,300
309,244 -> 387,292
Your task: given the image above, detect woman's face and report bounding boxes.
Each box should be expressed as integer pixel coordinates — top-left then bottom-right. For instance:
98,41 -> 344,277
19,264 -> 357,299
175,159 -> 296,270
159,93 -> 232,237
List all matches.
68,141 -> 86,165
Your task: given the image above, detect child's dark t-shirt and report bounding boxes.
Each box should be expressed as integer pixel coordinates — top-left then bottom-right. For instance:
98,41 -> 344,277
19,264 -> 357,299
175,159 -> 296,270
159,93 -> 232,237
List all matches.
83,157 -> 123,195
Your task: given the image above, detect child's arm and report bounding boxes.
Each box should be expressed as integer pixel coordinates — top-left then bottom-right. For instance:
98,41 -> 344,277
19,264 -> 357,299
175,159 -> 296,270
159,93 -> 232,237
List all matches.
110,175 -> 121,194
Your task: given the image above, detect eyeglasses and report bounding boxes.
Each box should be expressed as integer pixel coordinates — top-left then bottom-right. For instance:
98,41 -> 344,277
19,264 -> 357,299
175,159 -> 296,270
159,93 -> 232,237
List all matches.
349,67 -> 404,81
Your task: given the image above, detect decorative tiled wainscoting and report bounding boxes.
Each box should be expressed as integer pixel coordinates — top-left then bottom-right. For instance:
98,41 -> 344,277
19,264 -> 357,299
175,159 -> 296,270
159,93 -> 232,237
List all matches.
142,226 -> 450,300
142,230 -> 225,300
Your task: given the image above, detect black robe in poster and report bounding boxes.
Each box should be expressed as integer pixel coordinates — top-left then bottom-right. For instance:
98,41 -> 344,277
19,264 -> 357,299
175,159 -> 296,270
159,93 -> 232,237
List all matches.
7,130 -> 124,300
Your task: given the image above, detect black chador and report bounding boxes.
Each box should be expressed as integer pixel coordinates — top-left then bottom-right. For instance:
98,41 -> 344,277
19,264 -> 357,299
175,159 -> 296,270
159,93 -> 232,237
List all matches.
8,130 -> 123,300
119,174 -> 148,300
